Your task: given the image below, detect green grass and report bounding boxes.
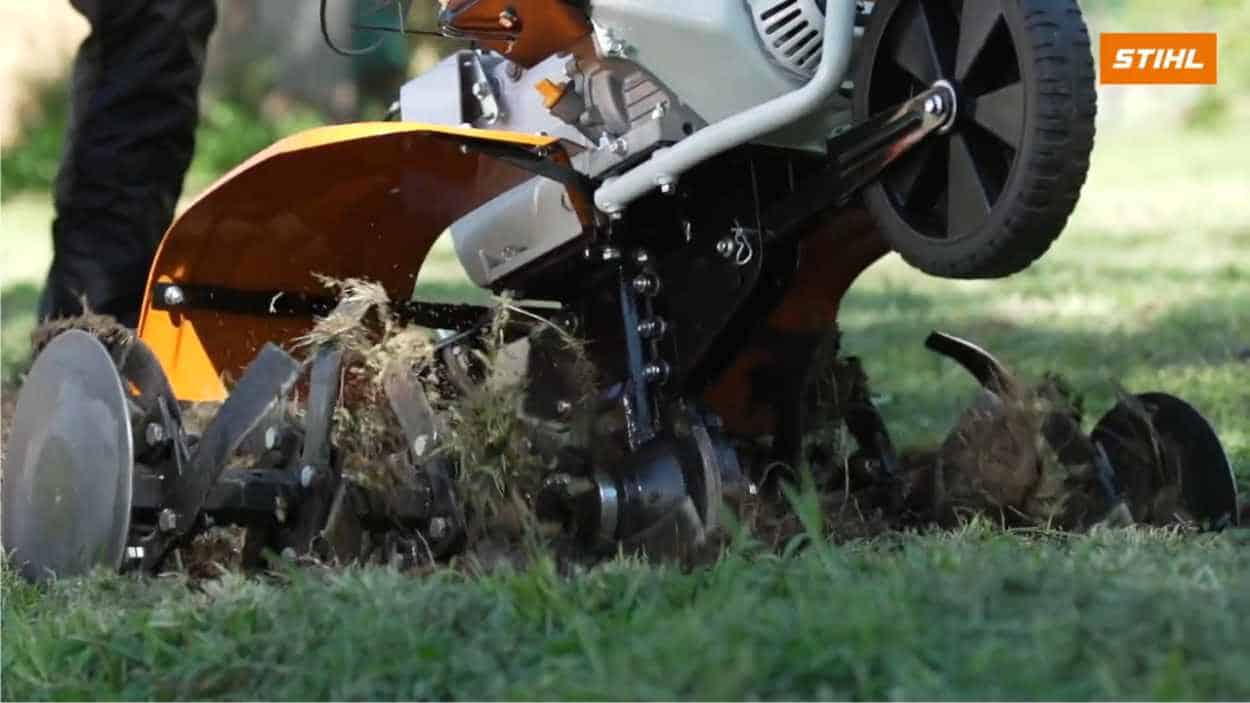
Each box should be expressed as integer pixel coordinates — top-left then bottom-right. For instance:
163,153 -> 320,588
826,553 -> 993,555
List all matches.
4,527 -> 1250,700
3,122 -> 1249,701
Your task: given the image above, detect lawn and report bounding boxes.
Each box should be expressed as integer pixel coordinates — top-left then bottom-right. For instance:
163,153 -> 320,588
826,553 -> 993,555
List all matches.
2,122 -> 1248,699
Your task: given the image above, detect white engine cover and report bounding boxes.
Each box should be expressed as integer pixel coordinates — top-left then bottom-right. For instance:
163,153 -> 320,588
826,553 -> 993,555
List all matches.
588,0 -> 850,150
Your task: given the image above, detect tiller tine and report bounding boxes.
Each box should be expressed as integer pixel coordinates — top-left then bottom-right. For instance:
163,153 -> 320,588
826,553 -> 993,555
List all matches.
140,344 -> 301,571
1093,392 -> 1239,529
927,330 -> 1238,530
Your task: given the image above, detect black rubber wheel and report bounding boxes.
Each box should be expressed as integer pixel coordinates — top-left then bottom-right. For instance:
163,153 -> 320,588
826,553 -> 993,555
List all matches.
853,0 -> 1096,278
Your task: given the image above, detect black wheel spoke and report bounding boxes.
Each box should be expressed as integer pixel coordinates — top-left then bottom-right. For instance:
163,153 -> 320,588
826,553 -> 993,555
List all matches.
955,1 -> 1003,82
969,81 -> 1024,148
947,134 -> 992,235
889,2 -> 943,84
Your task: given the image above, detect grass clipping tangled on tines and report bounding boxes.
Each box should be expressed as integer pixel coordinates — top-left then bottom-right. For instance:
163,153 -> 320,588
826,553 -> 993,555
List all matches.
927,374 -> 1118,531
29,301 -> 131,356
295,277 -> 435,493
296,276 -> 595,547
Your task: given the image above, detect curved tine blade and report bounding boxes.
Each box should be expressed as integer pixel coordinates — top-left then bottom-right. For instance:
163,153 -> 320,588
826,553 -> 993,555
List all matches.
970,81 -> 1025,148
947,133 -> 993,237
2,330 -> 133,582
924,331 -> 1016,396
301,345 -> 344,469
1090,393 -> 1162,522
845,402 -> 901,480
1138,392 -> 1239,528
890,1 -> 943,84
382,362 -> 441,461
117,337 -> 182,424
143,343 -> 300,571
955,1 -> 1002,82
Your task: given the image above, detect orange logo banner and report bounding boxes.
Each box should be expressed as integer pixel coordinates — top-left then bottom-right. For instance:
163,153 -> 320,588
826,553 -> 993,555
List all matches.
1100,33 -> 1218,84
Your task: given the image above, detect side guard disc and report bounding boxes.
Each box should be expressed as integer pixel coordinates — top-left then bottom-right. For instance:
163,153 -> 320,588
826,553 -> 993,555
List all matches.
2,330 -> 134,581
1093,392 -> 1239,528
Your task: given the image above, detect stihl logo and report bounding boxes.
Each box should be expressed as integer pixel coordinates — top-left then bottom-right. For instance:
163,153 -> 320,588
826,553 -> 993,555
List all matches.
1113,48 -> 1204,71
1100,33 -> 1217,84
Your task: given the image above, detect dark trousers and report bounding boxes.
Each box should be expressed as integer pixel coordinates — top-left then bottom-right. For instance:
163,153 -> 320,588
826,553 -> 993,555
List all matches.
42,0 -> 216,327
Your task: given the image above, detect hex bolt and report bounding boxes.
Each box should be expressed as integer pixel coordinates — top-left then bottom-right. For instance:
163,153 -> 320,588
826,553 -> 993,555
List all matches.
158,508 -> 179,533
505,62 -> 524,81
471,81 -> 491,100
428,516 -> 449,541
144,422 -> 166,446
637,318 -> 667,339
162,285 -> 185,306
643,361 -> 671,384
650,101 -> 668,121
715,238 -> 735,258
608,138 -> 629,156
659,182 -> 677,195
300,465 -> 318,489
632,274 -> 660,296
606,39 -> 627,57
556,399 -> 573,418
497,8 -> 518,29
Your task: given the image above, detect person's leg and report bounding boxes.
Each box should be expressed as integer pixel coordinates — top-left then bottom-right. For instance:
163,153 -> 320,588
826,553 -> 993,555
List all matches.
42,0 -> 216,327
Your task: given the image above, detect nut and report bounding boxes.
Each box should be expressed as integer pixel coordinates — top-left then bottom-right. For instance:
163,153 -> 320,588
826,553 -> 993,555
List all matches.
643,362 -> 670,384
158,509 -> 179,533
637,318 -> 667,339
144,422 -> 166,446
632,274 -> 659,296
264,426 -> 280,451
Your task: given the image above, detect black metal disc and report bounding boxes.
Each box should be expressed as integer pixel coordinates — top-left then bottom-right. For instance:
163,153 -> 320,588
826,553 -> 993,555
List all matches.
2,330 -> 134,581
1092,392 -> 1238,528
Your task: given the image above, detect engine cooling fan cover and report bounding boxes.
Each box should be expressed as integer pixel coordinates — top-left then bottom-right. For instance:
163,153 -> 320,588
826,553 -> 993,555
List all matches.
748,0 -> 826,78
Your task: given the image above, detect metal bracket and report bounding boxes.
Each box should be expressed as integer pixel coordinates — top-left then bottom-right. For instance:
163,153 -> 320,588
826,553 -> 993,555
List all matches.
141,344 -> 300,572
763,81 -> 959,243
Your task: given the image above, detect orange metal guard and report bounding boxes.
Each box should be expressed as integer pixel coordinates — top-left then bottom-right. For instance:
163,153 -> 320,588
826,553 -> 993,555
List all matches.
138,123 -> 561,401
